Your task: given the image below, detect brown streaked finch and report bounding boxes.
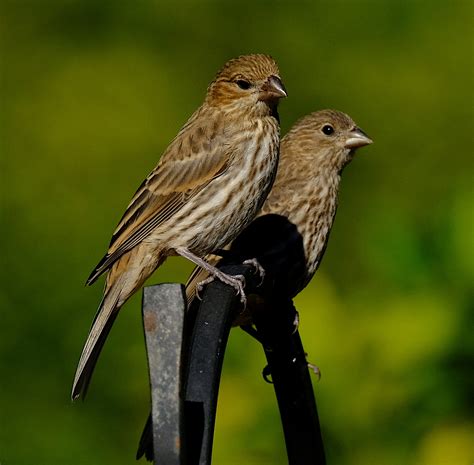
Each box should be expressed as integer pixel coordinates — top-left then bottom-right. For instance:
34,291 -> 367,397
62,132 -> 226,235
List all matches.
136,109 -> 372,461
186,109 -> 372,321
71,54 -> 287,400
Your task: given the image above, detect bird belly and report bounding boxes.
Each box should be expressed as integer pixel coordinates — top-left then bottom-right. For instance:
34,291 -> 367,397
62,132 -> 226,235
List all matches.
147,127 -> 279,258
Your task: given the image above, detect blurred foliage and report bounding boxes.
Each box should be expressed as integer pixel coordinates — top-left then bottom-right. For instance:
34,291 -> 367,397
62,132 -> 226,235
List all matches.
1,0 -> 473,464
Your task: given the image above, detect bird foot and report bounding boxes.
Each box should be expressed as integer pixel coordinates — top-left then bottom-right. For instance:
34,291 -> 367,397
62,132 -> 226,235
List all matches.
220,273 -> 247,305
175,247 -> 247,305
195,276 -> 215,300
307,361 -> 321,381
196,273 -> 247,306
242,258 -> 265,286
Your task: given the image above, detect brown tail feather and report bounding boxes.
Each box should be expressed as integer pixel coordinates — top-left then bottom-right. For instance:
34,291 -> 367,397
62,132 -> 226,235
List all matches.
71,280 -> 123,400
74,246 -> 166,400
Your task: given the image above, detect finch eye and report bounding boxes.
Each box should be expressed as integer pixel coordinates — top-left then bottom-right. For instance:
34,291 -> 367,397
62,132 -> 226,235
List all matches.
322,124 -> 334,136
236,79 -> 251,90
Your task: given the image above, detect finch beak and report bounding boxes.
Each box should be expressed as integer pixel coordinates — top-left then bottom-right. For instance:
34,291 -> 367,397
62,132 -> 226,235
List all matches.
345,127 -> 373,149
259,75 -> 288,101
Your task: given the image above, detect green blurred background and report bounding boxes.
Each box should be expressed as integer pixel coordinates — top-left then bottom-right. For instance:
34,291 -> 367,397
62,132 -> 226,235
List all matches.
1,1 -> 473,464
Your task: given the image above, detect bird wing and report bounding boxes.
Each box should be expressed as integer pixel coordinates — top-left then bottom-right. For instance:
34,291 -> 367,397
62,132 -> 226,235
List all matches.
87,108 -> 230,285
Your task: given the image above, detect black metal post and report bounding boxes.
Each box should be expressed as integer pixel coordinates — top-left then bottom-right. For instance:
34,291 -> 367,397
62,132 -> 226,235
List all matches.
138,266 -> 325,465
252,299 -> 326,464
183,264 -> 258,465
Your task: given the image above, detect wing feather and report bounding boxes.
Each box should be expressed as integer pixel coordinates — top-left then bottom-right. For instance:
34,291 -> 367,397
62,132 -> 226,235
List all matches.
86,107 -> 230,285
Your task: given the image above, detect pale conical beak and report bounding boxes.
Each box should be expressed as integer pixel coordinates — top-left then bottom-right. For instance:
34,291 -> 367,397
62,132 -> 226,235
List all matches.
345,127 -> 373,149
260,75 -> 288,100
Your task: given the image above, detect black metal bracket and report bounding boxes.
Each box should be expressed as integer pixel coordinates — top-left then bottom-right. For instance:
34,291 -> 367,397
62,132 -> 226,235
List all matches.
183,264 -> 253,465
139,265 -> 325,464
252,298 -> 325,463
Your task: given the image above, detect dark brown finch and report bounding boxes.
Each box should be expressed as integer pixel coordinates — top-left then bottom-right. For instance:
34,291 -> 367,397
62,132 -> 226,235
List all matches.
137,109 -> 372,462
72,54 -> 287,400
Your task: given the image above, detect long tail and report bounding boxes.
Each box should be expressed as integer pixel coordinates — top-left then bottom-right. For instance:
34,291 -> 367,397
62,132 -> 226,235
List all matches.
71,277 -> 125,400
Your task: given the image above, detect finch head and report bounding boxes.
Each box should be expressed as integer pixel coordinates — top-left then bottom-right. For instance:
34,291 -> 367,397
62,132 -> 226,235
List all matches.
283,109 -> 372,172
206,54 -> 287,115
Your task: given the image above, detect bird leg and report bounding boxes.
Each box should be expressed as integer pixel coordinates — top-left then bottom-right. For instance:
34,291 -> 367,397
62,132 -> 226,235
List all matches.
242,258 -> 265,286
175,247 -> 246,305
